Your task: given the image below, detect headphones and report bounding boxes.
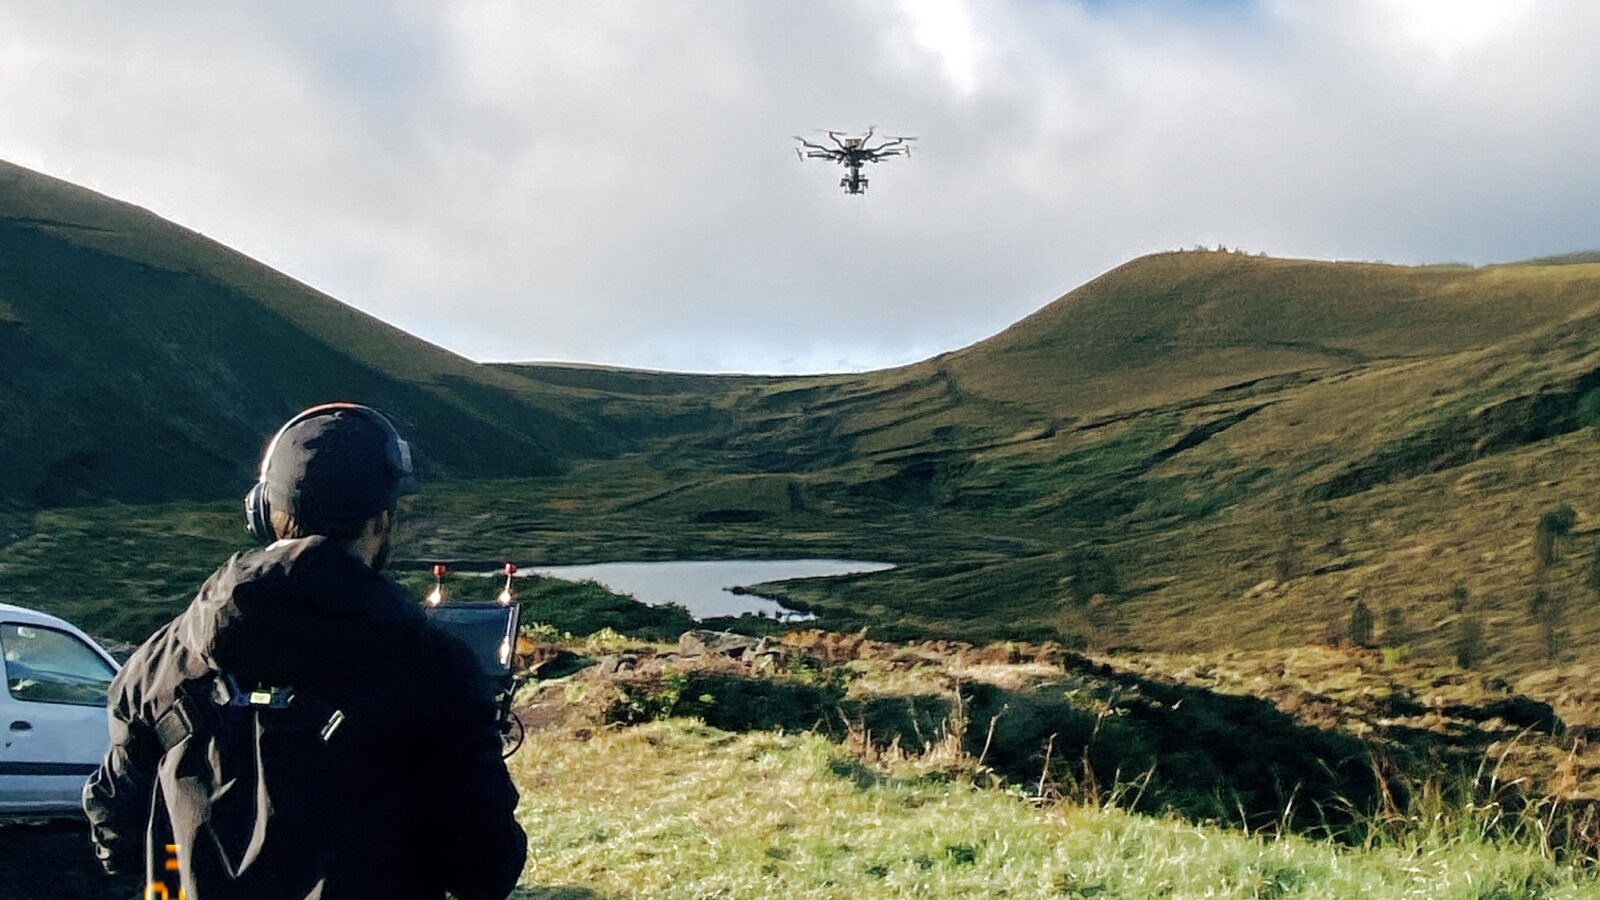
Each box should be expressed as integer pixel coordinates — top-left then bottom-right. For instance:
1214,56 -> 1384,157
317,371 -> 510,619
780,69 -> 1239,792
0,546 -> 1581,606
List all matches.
243,402 -> 415,544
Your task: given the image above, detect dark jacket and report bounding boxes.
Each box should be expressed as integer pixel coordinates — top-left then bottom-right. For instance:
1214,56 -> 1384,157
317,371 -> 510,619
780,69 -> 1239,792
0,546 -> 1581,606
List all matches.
82,537 -> 526,899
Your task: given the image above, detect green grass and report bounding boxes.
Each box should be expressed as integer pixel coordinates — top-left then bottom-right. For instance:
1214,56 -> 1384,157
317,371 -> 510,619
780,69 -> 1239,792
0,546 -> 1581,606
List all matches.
508,719 -> 1599,899
0,500 -> 243,640
0,494 -> 708,644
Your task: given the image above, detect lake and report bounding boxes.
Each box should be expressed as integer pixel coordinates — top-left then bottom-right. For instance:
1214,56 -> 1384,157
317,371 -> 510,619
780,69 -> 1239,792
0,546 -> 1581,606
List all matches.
521,559 -> 895,620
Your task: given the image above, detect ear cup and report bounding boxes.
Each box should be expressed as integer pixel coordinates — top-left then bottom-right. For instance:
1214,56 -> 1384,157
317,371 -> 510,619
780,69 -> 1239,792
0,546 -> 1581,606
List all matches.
243,482 -> 274,544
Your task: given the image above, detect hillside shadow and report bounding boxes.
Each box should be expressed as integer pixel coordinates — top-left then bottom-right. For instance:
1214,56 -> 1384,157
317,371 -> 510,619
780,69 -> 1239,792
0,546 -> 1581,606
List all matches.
977,664 -> 1388,835
662,662 -> 1520,841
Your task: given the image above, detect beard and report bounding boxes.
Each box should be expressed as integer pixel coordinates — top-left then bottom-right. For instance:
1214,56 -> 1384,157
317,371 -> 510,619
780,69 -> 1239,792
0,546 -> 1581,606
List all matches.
370,535 -> 393,572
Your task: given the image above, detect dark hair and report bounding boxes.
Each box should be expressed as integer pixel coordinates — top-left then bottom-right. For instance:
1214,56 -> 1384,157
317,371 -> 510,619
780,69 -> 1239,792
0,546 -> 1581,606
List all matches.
270,507 -> 381,543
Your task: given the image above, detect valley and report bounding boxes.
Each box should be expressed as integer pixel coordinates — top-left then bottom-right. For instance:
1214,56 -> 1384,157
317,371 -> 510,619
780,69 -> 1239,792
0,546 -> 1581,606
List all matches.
8,159 -> 1600,895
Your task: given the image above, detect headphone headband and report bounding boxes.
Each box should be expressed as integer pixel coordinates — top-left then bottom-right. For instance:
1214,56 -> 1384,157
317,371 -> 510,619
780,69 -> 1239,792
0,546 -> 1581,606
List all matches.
257,402 -> 412,483
244,402 -> 415,544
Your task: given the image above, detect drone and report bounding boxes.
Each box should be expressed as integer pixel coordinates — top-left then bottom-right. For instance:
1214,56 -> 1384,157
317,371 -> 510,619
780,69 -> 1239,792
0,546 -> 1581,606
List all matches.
794,128 -> 916,195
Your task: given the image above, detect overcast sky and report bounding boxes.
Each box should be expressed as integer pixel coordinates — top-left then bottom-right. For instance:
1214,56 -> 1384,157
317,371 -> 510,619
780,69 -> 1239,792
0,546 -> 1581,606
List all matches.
3,1 -> 1597,372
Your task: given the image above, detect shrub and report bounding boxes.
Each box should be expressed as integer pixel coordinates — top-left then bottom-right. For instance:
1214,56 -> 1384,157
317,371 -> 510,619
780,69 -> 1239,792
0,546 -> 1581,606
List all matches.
1381,607 -> 1410,645
1348,600 -> 1375,648
609,668 -> 692,723
1454,615 -> 1486,669
1534,506 -> 1578,572
1529,589 -> 1566,663
1577,387 -> 1600,428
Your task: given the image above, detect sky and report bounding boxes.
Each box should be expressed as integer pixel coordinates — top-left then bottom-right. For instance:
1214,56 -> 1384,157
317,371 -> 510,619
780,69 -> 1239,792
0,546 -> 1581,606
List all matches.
2,0 -> 1598,373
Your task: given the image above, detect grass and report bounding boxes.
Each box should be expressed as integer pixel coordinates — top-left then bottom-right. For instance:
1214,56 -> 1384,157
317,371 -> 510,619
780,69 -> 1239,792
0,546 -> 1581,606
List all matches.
508,718 -> 1600,899
505,614 -> 1600,871
0,500 -> 242,641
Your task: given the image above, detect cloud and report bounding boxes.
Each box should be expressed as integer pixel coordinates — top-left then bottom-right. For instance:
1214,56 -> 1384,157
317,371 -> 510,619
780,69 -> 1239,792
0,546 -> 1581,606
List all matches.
2,0 -> 1598,372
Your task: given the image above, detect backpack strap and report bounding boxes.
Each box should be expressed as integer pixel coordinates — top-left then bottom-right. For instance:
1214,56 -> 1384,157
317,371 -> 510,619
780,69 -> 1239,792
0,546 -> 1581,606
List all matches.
150,675 -> 220,754
151,674 -> 348,757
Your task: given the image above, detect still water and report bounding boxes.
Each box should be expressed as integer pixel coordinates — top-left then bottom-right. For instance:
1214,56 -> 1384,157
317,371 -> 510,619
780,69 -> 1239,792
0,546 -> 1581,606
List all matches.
523,559 -> 895,620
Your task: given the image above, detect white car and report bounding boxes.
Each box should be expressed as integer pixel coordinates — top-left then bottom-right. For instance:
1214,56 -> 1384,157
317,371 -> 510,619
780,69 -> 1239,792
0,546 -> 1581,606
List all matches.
0,603 -> 120,816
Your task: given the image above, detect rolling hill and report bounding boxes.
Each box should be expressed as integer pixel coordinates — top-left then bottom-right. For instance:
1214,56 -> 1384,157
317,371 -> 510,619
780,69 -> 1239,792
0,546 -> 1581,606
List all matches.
11,158 -> 1600,685
0,160 -> 659,509
492,251 -> 1600,682
17,162 -> 1600,899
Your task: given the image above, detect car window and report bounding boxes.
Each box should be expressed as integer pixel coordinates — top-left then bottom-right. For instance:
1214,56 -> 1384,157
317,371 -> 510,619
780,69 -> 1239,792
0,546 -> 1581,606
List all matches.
1,623 -> 116,706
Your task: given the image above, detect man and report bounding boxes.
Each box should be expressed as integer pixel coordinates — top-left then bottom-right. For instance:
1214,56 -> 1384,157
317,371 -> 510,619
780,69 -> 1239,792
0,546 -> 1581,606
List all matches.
83,403 -> 526,899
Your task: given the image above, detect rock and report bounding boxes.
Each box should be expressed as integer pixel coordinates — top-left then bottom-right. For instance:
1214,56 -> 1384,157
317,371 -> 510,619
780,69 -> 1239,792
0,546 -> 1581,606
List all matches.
527,647 -> 586,680
596,652 -> 640,675
1313,558 -> 1360,575
1244,579 -> 1279,599
679,629 -> 762,659
740,637 -> 788,672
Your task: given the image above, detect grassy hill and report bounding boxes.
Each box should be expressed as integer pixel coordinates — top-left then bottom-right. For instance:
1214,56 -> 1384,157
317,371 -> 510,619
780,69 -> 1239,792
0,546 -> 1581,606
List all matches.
474,253 -> 1600,683
0,161 -> 663,508
13,160 -> 1600,688
15,166 -> 1600,894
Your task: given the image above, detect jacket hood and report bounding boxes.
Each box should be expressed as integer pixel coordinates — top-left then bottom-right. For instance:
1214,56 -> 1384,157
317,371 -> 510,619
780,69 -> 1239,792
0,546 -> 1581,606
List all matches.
174,536 -> 424,684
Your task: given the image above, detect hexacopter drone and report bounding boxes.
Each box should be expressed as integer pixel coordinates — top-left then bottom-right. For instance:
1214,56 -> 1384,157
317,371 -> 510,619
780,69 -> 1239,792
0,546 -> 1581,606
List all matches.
794,128 -> 916,195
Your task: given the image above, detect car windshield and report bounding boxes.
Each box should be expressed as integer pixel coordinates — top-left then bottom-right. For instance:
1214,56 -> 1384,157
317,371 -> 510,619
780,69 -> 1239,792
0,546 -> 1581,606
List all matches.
1,622 -> 116,706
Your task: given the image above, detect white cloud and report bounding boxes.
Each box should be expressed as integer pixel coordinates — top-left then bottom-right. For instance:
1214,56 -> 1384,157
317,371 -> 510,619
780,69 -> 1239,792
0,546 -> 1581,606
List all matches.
1,0 -> 1597,372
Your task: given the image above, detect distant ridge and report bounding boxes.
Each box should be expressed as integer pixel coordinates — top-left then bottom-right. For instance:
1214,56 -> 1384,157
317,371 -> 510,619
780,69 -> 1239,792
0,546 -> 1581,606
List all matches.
1510,249 -> 1600,266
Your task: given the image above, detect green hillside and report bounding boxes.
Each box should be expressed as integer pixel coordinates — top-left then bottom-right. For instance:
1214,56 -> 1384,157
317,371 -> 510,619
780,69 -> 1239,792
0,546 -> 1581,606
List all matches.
0,161 -> 638,507
15,165 -> 1600,894
483,251 -> 1600,682
12,158 -> 1600,690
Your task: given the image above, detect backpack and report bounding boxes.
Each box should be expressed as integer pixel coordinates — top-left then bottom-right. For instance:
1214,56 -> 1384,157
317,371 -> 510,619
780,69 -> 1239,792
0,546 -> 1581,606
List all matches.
145,673 -> 348,898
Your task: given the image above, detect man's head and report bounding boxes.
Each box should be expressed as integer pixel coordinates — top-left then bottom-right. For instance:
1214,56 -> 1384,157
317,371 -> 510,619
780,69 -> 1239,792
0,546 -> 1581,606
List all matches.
244,403 -> 416,569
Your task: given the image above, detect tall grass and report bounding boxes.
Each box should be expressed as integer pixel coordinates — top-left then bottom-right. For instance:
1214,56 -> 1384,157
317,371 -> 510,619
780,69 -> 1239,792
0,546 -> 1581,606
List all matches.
508,719 -> 1600,898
